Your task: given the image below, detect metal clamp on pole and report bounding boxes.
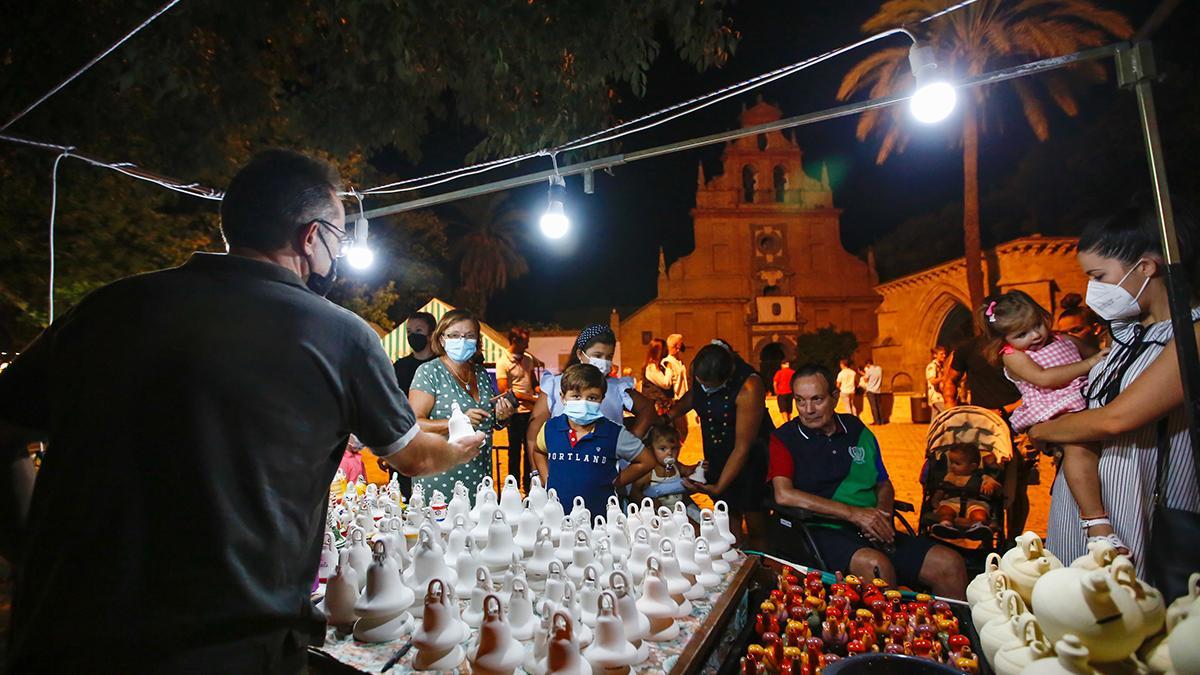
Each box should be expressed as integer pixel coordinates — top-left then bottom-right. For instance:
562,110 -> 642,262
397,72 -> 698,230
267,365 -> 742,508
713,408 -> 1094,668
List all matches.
1115,41 -> 1200,461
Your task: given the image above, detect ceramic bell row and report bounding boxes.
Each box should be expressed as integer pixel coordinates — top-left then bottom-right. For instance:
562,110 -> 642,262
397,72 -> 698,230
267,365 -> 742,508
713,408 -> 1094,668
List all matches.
353,539 -> 415,642
412,578 -> 468,670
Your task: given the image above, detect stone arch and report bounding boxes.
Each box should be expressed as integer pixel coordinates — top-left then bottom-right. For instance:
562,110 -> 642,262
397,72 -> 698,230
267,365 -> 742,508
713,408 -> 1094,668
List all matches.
752,337 -> 796,394
742,165 -> 757,203
773,165 -> 788,203
915,284 -> 972,356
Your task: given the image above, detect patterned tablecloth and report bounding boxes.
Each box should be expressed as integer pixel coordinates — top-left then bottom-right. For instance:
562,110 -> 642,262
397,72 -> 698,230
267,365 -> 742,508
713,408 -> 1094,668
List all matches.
313,553 -> 751,673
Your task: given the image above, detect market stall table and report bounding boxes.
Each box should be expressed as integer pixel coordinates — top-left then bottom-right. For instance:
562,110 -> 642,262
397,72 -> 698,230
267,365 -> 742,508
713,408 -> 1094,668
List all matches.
309,553 -> 760,674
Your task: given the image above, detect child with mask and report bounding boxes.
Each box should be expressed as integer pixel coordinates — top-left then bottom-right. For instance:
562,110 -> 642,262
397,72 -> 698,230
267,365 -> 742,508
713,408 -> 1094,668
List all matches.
981,291 -> 1115,550
533,364 -> 655,518
526,324 -> 656,471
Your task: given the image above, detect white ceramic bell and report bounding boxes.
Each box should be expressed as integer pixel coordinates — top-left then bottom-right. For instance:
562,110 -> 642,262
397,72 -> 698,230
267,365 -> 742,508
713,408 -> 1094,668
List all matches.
546,611 -> 591,675
608,513 -> 632,560
967,552 -> 1004,607
323,549 -> 359,630
561,582 -> 593,648
499,474 -> 523,524
656,506 -> 680,540
554,516 -> 576,564
637,556 -> 680,641
1031,565 -> 1147,663
593,539 -> 616,587
712,501 -> 739,560
583,591 -> 641,671
690,463 -> 707,483
993,614 -> 1055,675
1022,635 -> 1099,675
593,515 -> 609,538
629,527 -> 652,585
543,488 -> 566,536
318,531 -> 338,583
610,570 -> 650,662
472,489 -> 501,547
671,500 -> 691,535
646,516 -> 664,550
568,495 -> 591,529
657,539 -> 694,615
567,528 -> 596,586
605,495 -> 623,524
354,509 -> 374,535
464,566 -> 496,627
447,401 -> 475,442
1002,531 -> 1063,604
693,538 -> 722,587
508,577 -> 537,641
514,498 -> 542,556
979,590 -> 1028,664
481,510 -> 520,572
404,526 -> 456,599
498,553 -> 527,605
412,579 -> 469,671
471,594 -> 525,675
355,539 -> 414,619
454,537 -> 484,598
447,481 -> 473,528
676,526 -> 701,581
625,502 -> 643,532
444,514 -> 471,566
527,474 -> 549,513
527,526 -> 556,589
544,560 -> 569,607
379,517 -> 411,568
579,565 -> 603,627
346,527 -> 372,589
525,603 -> 554,675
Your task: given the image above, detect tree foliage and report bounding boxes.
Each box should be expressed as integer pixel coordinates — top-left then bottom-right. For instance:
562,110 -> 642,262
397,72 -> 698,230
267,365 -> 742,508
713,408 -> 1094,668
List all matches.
793,326 -> 858,373
0,0 -> 737,347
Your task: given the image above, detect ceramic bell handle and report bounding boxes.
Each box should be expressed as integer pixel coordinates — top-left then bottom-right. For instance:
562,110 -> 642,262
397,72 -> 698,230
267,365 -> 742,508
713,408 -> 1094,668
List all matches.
484,593 -> 503,619
657,506 -> 673,519
492,509 -> 507,525
427,578 -> 447,602
418,527 -> 432,546
476,566 -> 491,586
324,531 -> 335,548
701,508 -> 715,524
372,539 -> 388,558
715,500 -> 729,514
610,570 -> 629,596
990,571 -> 1011,595
481,475 -> 494,489
351,528 -> 365,544
573,495 -> 586,510
584,564 -> 599,584
634,527 -> 650,543
984,552 -> 1001,573
626,503 -> 639,518
594,515 -> 607,530
547,487 -> 559,501
598,591 -> 618,616
548,559 -> 564,576
552,611 -> 574,639
660,539 -> 676,556
505,474 -> 518,489
696,537 -> 710,555
575,529 -> 590,546
608,495 -> 621,510
454,514 -> 467,528
536,526 -> 552,544
1189,573 -> 1200,601
645,555 -> 662,576
512,577 -> 528,596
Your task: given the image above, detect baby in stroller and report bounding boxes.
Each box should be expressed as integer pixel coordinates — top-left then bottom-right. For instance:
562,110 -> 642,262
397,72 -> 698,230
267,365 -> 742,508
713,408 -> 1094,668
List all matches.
930,443 -> 1002,541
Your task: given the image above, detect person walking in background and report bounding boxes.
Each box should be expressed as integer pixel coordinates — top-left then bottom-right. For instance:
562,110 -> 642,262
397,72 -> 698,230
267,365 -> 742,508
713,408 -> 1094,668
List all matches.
772,359 -> 795,421
926,346 -> 948,416
860,357 -> 887,425
497,326 -> 542,490
663,333 -> 690,439
390,310 -> 438,498
1055,293 -> 1107,352
640,337 -> 675,415
836,359 -> 858,416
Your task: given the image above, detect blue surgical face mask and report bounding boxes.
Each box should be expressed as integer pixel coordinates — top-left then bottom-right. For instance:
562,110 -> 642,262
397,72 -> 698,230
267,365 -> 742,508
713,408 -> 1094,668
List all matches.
443,338 -> 477,363
699,382 -> 726,394
563,400 -> 604,425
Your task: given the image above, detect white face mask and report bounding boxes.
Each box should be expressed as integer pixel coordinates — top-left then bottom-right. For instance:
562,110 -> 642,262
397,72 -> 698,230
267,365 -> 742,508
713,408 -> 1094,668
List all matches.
583,354 -> 612,376
1085,259 -> 1150,322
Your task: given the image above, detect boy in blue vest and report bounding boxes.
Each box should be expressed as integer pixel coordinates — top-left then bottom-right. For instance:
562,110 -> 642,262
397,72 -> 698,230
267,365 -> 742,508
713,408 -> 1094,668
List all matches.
533,363 -> 656,518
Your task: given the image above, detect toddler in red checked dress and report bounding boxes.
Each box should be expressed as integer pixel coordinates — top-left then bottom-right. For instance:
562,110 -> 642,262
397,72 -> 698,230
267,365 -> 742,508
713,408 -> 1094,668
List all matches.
981,291 -> 1119,551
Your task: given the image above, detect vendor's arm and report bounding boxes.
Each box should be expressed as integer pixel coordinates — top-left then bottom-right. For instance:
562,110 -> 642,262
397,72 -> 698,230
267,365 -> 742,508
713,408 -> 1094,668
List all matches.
380,429 -> 484,477
1030,324 -> 1200,444
666,389 -> 695,422
692,375 -> 765,497
614,428 -> 655,488
1002,348 -> 1106,389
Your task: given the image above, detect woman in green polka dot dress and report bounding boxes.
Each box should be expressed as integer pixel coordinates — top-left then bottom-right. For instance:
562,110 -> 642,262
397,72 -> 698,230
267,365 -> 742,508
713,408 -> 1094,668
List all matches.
408,308 -> 515,502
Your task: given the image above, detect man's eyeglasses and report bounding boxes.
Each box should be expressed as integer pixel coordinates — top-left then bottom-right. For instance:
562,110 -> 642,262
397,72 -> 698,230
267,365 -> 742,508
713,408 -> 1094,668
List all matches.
312,219 -> 354,258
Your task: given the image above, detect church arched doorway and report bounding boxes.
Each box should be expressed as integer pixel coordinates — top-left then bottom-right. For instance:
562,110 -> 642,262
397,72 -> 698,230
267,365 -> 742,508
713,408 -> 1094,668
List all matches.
936,303 -> 974,351
759,342 -> 788,394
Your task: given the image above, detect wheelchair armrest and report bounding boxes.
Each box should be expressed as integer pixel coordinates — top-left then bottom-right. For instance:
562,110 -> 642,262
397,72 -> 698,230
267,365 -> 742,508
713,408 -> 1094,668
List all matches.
894,501 -> 915,513
771,504 -> 821,522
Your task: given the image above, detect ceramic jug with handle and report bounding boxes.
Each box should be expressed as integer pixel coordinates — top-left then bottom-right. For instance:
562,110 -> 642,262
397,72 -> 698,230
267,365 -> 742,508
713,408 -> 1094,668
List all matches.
1031,566 -> 1147,663
994,613 -> 1056,675
980,590 -> 1030,664
1023,635 -> 1101,675
967,552 -> 1004,607
1001,531 -> 1063,603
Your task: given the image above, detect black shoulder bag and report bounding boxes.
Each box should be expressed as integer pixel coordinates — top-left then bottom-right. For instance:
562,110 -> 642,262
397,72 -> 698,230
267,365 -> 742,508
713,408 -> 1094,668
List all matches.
1147,417 -> 1200,604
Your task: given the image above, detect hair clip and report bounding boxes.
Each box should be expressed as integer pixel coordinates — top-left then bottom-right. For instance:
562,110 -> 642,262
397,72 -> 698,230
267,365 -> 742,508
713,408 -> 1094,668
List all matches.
985,301 -> 998,323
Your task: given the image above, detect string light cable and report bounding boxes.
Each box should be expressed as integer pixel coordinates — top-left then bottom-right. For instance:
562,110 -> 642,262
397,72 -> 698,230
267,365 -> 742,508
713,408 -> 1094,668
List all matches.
48,149 -> 72,323
0,0 -> 186,134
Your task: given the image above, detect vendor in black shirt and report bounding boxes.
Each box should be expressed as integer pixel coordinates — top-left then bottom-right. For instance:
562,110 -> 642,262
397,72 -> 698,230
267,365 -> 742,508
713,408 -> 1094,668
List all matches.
0,150 -> 484,673
943,332 -> 1030,538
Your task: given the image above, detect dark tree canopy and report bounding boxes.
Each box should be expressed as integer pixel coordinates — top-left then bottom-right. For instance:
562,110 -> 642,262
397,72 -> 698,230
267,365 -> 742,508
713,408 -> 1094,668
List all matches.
0,0 -> 737,346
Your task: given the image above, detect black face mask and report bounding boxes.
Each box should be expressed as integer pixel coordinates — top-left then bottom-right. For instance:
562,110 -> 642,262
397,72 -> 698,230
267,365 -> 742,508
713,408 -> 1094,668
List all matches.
407,333 -> 429,352
305,231 -> 338,297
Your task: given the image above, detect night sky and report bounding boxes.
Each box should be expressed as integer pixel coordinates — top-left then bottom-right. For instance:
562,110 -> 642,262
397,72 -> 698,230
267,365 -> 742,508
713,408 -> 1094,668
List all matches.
375,0 -> 1179,328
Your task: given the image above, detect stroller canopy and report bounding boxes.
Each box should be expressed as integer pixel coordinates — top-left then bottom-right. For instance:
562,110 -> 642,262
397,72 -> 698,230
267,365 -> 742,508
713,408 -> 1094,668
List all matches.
924,406 -> 1013,464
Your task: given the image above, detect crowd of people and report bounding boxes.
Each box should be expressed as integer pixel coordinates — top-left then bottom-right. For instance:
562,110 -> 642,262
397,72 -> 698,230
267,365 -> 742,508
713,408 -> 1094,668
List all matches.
0,149 -> 1197,669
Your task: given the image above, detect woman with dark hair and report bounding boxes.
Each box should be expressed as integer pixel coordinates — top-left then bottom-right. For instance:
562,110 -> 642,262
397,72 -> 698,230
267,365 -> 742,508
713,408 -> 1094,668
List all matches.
1030,197 -> 1200,588
409,308 -> 515,499
1054,293 -> 1106,352
640,337 -> 675,415
526,324 -> 656,468
669,341 -> 774,547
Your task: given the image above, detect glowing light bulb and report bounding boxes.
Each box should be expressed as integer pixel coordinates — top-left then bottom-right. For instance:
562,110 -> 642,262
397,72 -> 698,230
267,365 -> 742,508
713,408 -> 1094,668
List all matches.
540,201 -> 569,239
346,244 -> 375,269
908,43 -> 956,124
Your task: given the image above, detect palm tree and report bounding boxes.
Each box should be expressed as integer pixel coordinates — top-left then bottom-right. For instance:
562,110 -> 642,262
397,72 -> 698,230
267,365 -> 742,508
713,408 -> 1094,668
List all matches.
444,193 -> 530,318
837,0 -> 1131,312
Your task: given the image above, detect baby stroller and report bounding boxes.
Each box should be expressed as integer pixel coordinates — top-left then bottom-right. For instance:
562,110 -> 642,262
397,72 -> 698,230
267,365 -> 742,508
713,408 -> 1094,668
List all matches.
918,406 -> 1013,557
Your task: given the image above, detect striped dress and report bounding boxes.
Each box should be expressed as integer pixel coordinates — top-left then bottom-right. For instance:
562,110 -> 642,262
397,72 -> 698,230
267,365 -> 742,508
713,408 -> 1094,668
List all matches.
1046,307 -> 1200,577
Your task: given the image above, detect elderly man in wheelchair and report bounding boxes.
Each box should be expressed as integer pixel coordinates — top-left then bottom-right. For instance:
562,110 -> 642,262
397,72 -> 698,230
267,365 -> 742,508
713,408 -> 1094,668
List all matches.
767,363 -> 968,600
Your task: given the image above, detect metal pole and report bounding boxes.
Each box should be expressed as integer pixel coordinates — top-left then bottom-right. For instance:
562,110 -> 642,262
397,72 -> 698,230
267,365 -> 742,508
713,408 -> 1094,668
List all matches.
1117,42 -> 1200,464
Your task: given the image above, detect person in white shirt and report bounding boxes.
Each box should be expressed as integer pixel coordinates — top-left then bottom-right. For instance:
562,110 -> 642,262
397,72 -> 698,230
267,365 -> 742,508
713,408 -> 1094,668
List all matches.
926,346 -> 948,415
836,359 -> 858,416
859,358 -> 887,425
663,333 -> 690,439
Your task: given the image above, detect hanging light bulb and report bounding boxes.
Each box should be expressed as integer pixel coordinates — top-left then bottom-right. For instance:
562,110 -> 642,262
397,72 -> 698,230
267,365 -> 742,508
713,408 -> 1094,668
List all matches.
908,42 -> 956,124
345,193 -> 375,269
539,175 -> 569,239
